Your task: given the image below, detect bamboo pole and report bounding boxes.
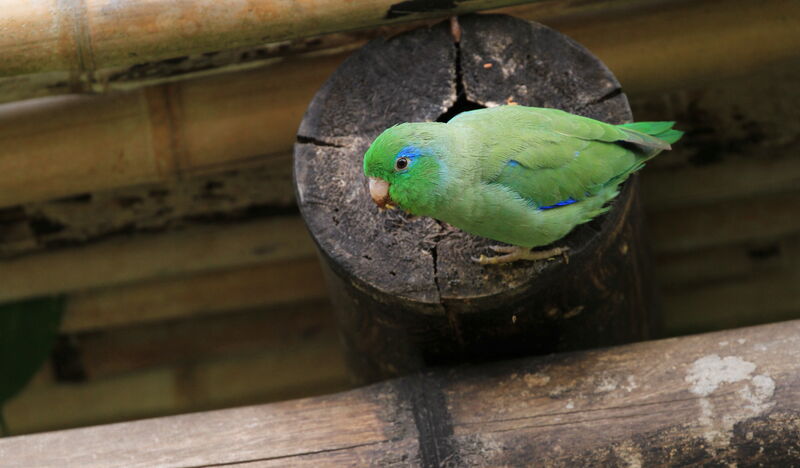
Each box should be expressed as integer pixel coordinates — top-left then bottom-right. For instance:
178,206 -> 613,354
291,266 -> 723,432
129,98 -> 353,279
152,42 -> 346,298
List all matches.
0,0 -> 536,78
0,216 -> 316,304
0,52 -> 343,207
0,0 -> 796,104
0,0 -> 798,208
0,0 -> 588,104
2,319 -> 799,466
61,257 -> 327,333
4,323 -> 349,435
507,0 -> 800,94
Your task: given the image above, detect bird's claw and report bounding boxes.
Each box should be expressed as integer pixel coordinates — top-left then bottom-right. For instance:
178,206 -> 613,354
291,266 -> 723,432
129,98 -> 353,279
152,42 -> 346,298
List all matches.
473,245 -> 571,265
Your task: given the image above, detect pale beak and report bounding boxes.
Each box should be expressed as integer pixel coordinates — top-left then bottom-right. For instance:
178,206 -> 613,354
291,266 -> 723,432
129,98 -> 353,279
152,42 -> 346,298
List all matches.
368,177 -> 392,209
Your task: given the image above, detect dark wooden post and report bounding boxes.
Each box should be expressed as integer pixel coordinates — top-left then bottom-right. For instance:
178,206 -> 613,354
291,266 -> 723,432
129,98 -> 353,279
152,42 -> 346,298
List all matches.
294,14 -> 656,383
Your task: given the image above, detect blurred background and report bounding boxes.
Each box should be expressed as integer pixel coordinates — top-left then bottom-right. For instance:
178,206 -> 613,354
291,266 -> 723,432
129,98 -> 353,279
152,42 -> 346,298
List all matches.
0,0 -> 798,435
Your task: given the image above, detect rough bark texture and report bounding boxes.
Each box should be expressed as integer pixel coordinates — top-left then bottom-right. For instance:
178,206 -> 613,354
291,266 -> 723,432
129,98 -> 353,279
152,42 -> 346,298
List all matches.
2,320 -> 799,467
294,15 -> 655,383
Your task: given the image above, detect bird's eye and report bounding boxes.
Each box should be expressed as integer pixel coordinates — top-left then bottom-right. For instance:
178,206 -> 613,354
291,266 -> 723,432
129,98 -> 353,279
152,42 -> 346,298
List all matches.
395,157 -> 409,171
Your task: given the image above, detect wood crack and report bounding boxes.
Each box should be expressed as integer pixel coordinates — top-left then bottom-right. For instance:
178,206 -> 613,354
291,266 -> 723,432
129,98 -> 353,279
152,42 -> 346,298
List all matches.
296,135 -> 345,148
454,390 -> 741,428
187,440 -> 390,468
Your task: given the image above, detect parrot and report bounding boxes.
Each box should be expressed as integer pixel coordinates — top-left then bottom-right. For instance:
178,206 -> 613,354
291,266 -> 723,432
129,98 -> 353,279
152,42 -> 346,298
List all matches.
362,105 -> 682,264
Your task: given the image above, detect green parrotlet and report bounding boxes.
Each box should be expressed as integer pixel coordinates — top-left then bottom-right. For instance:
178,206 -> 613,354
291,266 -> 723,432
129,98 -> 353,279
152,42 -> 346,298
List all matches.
362,105 -> 682,264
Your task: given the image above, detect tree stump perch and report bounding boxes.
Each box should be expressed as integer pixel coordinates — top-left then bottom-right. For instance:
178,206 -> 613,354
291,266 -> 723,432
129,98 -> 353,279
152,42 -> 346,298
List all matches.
294,14 -> 656,383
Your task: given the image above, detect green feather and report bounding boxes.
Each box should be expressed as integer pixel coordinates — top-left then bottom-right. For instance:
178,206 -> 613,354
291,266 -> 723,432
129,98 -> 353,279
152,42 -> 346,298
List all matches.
620,121 -> 684,145
363,105 -> 682,249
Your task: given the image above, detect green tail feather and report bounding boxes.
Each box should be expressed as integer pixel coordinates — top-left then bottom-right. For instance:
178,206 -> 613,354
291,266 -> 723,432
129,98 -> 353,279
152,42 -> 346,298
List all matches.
619,121 -> 684,144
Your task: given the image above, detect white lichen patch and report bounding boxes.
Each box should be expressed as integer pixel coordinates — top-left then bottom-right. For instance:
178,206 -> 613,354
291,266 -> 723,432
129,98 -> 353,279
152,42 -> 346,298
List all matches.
548,384 -> 572,398
740,374 -> 775,413
685,354 -> 776,448
686,355 -> 756,396
595,375 -> 618,393
622,375 -> 638,392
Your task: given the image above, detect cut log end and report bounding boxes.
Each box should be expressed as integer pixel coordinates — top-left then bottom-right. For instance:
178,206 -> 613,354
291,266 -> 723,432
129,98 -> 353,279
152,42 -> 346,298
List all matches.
294,14 -> 652,382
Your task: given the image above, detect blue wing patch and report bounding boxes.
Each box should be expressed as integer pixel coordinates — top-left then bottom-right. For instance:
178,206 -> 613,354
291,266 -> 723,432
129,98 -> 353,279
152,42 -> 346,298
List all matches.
539,197 -> 577,210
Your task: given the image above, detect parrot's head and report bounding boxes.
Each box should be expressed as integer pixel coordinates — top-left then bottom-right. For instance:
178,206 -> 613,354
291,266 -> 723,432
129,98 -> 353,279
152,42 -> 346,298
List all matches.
363,122 -> 449,216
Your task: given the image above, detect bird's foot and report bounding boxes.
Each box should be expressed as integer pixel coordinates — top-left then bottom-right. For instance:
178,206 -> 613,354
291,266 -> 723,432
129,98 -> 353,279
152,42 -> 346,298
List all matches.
472,245 -> 570,265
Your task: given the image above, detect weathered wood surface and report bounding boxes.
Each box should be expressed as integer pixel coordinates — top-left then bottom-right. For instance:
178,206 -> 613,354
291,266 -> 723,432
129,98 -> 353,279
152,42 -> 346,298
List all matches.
295,15 -> 655,382
2,320 -> 799,467
0,2 -> 797,438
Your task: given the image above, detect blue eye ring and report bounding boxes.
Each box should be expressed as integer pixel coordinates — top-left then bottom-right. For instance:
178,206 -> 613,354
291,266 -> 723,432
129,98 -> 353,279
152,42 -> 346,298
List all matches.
394,157 -> 410,171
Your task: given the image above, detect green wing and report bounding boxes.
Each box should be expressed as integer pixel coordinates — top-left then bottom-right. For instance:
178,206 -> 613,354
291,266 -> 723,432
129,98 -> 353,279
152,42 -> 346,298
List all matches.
449,106 -> 672,207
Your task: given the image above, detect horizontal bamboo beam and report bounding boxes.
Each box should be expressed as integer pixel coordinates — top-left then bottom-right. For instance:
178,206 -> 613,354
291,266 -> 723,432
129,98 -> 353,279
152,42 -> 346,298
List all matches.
0,0 -> 798,208
2,319 -> 798,466
73,299 -> 337,379
0,51 -> 341,207
655,233 -> 800,290
61,257 -> 327,333
0,0 -> 537,78
665,266 -> 800,335
523,0 -> 800,94
4,320 -> 349,434
649,190 -> 800,254
0,27 -> 376,104
640,155 -> 800,211
0,216 -> 316,303
1,0 -> 798,103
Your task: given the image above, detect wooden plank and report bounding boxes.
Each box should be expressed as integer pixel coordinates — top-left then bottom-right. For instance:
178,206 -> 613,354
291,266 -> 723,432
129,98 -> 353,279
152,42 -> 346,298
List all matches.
1,152 -> 297,259
4,328 -> 349,435
648,191 -> 800,254
0,54 -> 343,207
526,0 -> 800,94
74,300 -> 337,378
0,216 -> 315,303
654,234 -> 798,290
3,384 -> 389,467
664,269 -> 800,336
3,367 -> 178,436
1,320 -> 799,467
641,156 -> 800,211
630,55 -> 800,171
62,257 -> 327,333
188,333 -> 349,410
